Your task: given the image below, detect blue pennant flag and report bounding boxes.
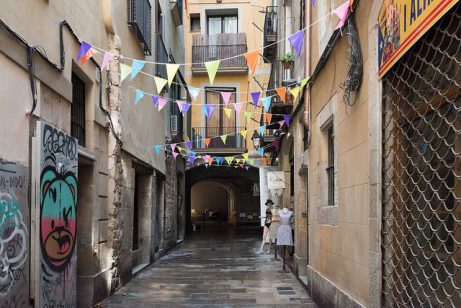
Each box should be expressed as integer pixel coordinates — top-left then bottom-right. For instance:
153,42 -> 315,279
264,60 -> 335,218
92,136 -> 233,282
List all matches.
135,90 -> 144,104
131,60 -> 145,80
262,96 -> 272,112
259,126 -> 265,137
154,145 -> 162,154
257,147 -> 264,156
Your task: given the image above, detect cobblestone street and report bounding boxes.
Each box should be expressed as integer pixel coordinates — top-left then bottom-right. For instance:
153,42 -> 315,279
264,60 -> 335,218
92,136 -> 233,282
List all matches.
102,226 -> 316,307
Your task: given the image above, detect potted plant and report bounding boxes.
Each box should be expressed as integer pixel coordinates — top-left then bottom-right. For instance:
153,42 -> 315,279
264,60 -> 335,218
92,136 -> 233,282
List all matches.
280,53 -> 295,69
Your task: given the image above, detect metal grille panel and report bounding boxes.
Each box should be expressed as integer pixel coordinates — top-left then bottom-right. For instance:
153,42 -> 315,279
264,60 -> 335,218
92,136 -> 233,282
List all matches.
382,4 -> 461,307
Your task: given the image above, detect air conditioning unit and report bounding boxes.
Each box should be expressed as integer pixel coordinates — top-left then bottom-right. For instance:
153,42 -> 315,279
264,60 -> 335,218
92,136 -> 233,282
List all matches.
170,115 -> 178,132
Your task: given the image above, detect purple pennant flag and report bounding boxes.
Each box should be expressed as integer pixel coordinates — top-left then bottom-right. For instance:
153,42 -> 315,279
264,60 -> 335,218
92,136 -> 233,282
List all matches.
221,92 -> 232,106
288,29 -> 306,58
181,103 -> 191,116
245,166 -> 250,171
206,105 -> 216,118
251,92 -> 261,107
312,0 -> 316,6
283,115 -> 292,127
152,95 -> 159,108
186,141 -> 193,150
77,41 -> 92,60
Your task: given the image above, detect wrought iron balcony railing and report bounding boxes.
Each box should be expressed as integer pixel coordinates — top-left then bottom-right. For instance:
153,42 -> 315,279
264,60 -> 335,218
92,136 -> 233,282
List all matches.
192,126 -> 246,150
191,33 -> 248,74
263,6 -> 278,62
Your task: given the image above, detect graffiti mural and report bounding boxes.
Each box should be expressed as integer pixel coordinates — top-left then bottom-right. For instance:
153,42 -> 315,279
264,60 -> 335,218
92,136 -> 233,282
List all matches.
0,158 -> 30,308
36,122 -> 78,308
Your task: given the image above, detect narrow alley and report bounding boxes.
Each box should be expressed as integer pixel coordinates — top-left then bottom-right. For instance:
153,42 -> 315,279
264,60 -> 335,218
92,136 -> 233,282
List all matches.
102,225 -> 316,307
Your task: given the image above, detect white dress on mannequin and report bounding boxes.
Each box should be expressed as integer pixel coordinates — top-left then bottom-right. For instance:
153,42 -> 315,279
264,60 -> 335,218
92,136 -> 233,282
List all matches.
276,209 -> 293,246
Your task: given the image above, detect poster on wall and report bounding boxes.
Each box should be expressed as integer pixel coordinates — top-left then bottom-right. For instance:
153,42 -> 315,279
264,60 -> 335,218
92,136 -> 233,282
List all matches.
378,0 -> 458,78
267,171 -> 286,190
33,122 -> 78,307
0,159 -> 30,307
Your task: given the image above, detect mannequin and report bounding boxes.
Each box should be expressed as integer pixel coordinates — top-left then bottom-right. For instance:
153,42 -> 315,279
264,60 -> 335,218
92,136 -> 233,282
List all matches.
276,206 -> 293,273
257,199 -> 274,254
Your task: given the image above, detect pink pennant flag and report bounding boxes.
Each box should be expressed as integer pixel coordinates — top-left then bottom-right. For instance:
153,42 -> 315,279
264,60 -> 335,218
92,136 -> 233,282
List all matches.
172,152 -> 179,160
158,97 -> 168,111
221,92 -> 232,106
233,102 -> 243,115
101,51 -> 114,70
170,144 -> 177,152
334,1 -> 350,30
278,120 -> 286,128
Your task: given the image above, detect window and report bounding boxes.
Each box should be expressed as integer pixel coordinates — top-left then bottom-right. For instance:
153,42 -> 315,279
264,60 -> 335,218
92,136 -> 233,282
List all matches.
326,126 -> 334,205
207,15 -> 238,34
132,173 -> 140,250
71,73 -> 86,147
190,15 -> 201,32
169,79 -> 183,135
127,0 -> 152,54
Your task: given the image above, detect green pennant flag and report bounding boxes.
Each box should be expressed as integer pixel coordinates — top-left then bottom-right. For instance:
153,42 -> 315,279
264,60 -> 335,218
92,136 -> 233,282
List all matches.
244,111 -> 252,122
301,77 -> 310,90
120,63 -> 132,82
221,135 -> 228,145
205,60 -> 220,85
225,156 -> 234,165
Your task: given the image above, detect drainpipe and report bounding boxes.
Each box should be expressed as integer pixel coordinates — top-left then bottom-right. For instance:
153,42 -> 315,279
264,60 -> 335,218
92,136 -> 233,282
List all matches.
303,0 -> 311,129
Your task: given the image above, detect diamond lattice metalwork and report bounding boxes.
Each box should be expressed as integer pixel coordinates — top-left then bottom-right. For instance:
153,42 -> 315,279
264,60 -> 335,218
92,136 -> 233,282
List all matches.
382,3 -> 461,307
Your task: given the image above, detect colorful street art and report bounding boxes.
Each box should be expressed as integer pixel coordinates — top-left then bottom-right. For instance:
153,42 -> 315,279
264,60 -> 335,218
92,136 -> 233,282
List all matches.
0,158 -> 30,308
36,122 -> 78,308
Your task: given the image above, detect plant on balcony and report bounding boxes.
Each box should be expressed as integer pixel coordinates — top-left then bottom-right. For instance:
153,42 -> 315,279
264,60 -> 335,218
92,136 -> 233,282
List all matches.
280,53 -> 294,69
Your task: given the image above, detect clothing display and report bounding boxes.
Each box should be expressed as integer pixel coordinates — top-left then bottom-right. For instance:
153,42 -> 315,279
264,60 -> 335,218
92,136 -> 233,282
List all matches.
269,208 -> 280,240
264,208 -> 272,227
276,210 -> 293,246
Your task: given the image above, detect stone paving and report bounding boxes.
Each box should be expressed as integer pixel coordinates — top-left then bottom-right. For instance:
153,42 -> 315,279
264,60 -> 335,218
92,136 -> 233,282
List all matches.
102,225 -> 317,307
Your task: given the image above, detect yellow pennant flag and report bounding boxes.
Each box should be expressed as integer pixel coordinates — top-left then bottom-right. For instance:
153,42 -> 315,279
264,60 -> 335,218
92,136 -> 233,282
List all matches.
205,60 -> 220,85
120,64 -> 132,82
166,64 -> 180,87
224,108 -> 233,119
240,130 -> 247,139
242,153 -> 249,160
300,77 -> 310,90
290,87 -> 301,101
221,135 -> 228,144
154,76 -> 168,93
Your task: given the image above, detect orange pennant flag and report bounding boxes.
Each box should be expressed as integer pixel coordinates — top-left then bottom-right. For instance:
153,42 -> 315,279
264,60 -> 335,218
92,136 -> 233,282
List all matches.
205,138 -> 211,147
276,87 -> 286,104
350,0 -> 355,11
265,113 -> 272,124
81,48 -> 95,64
244,50 -> 259,76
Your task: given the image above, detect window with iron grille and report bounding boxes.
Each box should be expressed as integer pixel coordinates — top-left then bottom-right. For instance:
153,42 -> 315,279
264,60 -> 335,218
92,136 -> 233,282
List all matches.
71,73 -> 85,147
326,125 -> 334,205
382,3 -> 461,307
169,78 -> 183,135
127,0 -> 152,55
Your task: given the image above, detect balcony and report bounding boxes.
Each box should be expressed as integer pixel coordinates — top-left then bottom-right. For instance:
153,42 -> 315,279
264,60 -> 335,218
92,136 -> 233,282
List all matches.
263,6 -> 277,62
191,33 -> 248,75
170,0 -> 183,26
192,126 -> 246,154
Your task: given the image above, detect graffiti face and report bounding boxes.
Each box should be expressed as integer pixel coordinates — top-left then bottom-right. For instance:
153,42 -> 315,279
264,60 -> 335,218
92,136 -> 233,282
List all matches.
40,167 -> 77,272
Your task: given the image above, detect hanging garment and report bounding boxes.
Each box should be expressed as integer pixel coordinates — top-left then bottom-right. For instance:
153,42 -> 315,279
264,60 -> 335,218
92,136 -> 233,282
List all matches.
276,210 -> 293,246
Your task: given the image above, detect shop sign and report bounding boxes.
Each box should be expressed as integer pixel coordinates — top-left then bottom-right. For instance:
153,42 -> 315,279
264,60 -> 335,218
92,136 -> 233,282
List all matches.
378,0 -> 458,78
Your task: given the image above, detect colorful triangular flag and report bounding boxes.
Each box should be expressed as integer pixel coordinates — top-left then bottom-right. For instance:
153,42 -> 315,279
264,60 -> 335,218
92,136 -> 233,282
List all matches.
278,120 -> 286,128
134,90 -> 144,104
154,145 -> 162,154
257,147 -> 264,156
221,92 -> 232,106
181,103 -> 191,116
172,151 -> 179,160
152,95 -> 159,108
244,111 -> 252,122
101,51 -> 114,71
240,130 -> 248,139
224,108 -> 233,119
301,77 -> 310,90
205,60 -> 220,85
186,141 -> 193,150
334,1 -> 350,30
120,63 -> 132,82
244,50 -> 259,76
188,86 -> 200,101
288,29 -> 306,58
77,41 -> 92,60
154,76 -> 168,94
251,92 -> 260,107
233,102 -> 243,115
290,87 -> 301,101
158,97 -> 168,111
131,60 -> 145,80
205,138 -> 211,147
225,157 -> 234,165
242,153 -> 249,160
265,113 -> 272,124
206,105 -> 216,118
81,48 -> 94,64
221,135 -> 228,145
276,87 -> 286,104
259,126 -> 265,136
170,143 -> 177,152
283,115 -> 291,127
262,96 -> 272,112
166,64 -> 180,87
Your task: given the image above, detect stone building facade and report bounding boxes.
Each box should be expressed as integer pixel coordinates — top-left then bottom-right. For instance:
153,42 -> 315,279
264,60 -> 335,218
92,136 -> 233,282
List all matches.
272,0 -> 461,307
0,0 -> 187,307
